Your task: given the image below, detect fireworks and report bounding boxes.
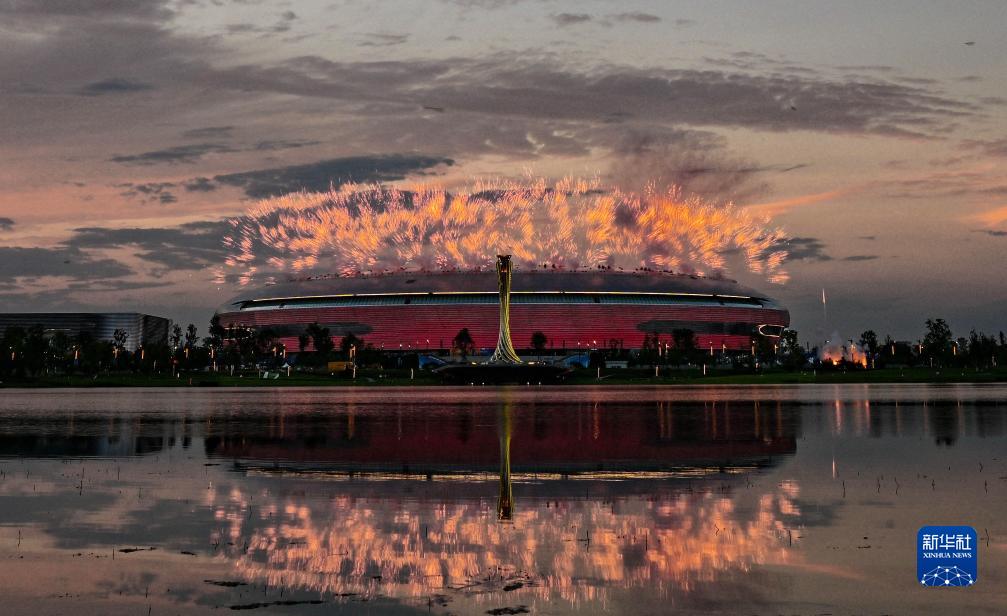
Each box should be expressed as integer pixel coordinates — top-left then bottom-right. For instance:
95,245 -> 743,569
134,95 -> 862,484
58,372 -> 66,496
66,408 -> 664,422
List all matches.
219,177 -> 790,286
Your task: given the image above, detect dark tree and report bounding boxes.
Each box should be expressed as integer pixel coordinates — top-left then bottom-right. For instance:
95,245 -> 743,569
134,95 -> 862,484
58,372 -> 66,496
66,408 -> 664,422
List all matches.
22,325 -> 48,376
923,318 -> 953,366
112,328 -> 129,351
859,330 -> 878,356
205,315 -> 225,351
859,330 -> 879,367
2,326 -> 27,377
170,324 -> 182,350
639,331 -> 661,366
453,328 -> 475,359
751,334 -> 777,367
670,328 -> 697,365
303,322 -> 334,358
778,329 -> 807,369
340,332 -> 363,355
184,324 -> 199,349
255,328 -> 279,359
530,331 -> 548,353
965,329 -> 998,369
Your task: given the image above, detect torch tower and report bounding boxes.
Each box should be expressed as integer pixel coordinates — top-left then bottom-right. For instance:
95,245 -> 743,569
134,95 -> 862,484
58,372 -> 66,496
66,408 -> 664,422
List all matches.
488,254 -> 523,364
433,254 -> 566,382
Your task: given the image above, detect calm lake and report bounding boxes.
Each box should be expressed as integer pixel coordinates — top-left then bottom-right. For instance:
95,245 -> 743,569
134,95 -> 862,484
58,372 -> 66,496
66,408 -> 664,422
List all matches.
0,385 -> 1004,615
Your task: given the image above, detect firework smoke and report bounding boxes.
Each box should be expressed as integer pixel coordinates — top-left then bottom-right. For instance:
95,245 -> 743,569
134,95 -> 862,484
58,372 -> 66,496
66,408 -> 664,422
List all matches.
219,177 -> 789,286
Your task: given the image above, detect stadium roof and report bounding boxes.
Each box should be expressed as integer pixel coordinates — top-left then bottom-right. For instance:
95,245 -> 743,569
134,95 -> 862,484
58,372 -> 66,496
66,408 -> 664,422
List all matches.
225,270 -> 781,308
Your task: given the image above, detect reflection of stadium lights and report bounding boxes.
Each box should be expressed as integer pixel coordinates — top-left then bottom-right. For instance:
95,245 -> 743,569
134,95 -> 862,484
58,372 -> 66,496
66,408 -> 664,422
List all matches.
213,481 -> 801,605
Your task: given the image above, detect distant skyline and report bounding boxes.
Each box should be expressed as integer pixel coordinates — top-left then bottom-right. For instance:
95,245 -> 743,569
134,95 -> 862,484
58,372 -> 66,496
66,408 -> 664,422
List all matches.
1,0 -> 1006,341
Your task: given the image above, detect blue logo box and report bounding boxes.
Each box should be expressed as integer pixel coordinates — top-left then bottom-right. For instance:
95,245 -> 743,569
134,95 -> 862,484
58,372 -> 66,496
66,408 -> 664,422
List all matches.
917,525 -> 978,587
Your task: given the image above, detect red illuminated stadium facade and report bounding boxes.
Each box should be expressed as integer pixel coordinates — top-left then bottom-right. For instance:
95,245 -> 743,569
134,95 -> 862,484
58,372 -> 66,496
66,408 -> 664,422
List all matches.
216,270 -> 790,355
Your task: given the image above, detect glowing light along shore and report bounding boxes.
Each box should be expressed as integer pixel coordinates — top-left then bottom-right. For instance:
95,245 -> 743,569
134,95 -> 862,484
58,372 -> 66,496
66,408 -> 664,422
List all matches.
219,177 -> 790,287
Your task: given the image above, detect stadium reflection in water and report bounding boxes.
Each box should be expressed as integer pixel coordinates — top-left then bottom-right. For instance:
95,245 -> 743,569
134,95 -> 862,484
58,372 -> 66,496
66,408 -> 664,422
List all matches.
0,386 -> 1005,615
202,395 -> 801,607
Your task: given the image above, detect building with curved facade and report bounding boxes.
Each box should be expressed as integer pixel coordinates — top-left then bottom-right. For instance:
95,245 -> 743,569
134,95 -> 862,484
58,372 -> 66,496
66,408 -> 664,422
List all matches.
0,312 -> 169,352
216,270 -> 789,354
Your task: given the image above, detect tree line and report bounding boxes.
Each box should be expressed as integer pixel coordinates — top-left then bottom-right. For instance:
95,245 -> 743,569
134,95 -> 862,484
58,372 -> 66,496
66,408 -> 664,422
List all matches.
2,315 -> 1005,379
0,319 -> 225,378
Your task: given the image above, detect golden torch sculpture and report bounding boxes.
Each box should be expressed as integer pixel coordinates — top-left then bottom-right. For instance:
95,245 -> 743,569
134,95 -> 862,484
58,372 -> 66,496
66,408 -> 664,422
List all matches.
488,255 -> 523,364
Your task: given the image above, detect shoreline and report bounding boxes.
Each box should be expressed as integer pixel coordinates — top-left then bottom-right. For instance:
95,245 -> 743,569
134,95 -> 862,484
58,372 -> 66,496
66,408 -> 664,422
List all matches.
3,367 -> 1006,388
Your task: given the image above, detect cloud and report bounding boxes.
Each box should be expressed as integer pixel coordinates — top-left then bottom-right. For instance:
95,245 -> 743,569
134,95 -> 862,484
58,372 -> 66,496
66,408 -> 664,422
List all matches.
885,169 -> 1007,200
841,255 -> 879,262
110,143 -> 237,165
605,130 -> 774,203
550,13 -> 592,27
783,237 -> 831,262
66,279 -> 174,292
117,182 -> 177,204
0,217 -> 13,231
970,205 -> 1007,227
181,126 -> 234,139
221,7 -> 298,36
0,0 -> 173,23
213,154 -> 455,198
835,64 -> 897,73
234,56 -> 974,139
359,33 -> 410,47
182,177 -> 217,192
79,78 -> 154,96
0,246 -> 133,284
962,137 -> 1007,157
609,12 -> 662,24
441,0 -> 534,6
110,139 -> 321,166
974,229 -> 1007,237
744,190 -> 846,217
252,139 -> 321,151
2,16 -> 980,191
777,240 -> 876,264
65,221 -> 231,271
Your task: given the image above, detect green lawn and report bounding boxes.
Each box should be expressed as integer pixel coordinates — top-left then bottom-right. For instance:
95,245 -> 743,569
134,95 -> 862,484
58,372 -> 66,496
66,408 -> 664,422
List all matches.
565,366 -> 1007,385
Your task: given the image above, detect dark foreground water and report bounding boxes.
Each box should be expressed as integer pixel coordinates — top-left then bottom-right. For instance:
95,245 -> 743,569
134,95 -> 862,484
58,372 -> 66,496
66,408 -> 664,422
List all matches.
0,385 -> 1004,615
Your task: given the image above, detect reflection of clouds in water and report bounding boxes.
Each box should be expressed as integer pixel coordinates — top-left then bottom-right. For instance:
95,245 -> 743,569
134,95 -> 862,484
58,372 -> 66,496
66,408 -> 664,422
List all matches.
209,483 -> 802,607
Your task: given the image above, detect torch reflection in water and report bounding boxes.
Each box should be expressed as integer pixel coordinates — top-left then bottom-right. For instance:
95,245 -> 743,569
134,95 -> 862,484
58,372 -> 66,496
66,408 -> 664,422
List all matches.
498,398 -> 513,521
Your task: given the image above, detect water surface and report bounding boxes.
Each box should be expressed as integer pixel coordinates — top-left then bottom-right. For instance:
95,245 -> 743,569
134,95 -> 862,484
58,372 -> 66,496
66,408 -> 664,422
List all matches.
0,385 -> 1004,614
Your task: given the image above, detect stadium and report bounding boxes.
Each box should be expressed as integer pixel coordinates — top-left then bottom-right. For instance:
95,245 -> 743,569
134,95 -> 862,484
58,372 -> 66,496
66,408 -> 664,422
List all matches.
216,269 -> 789,356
